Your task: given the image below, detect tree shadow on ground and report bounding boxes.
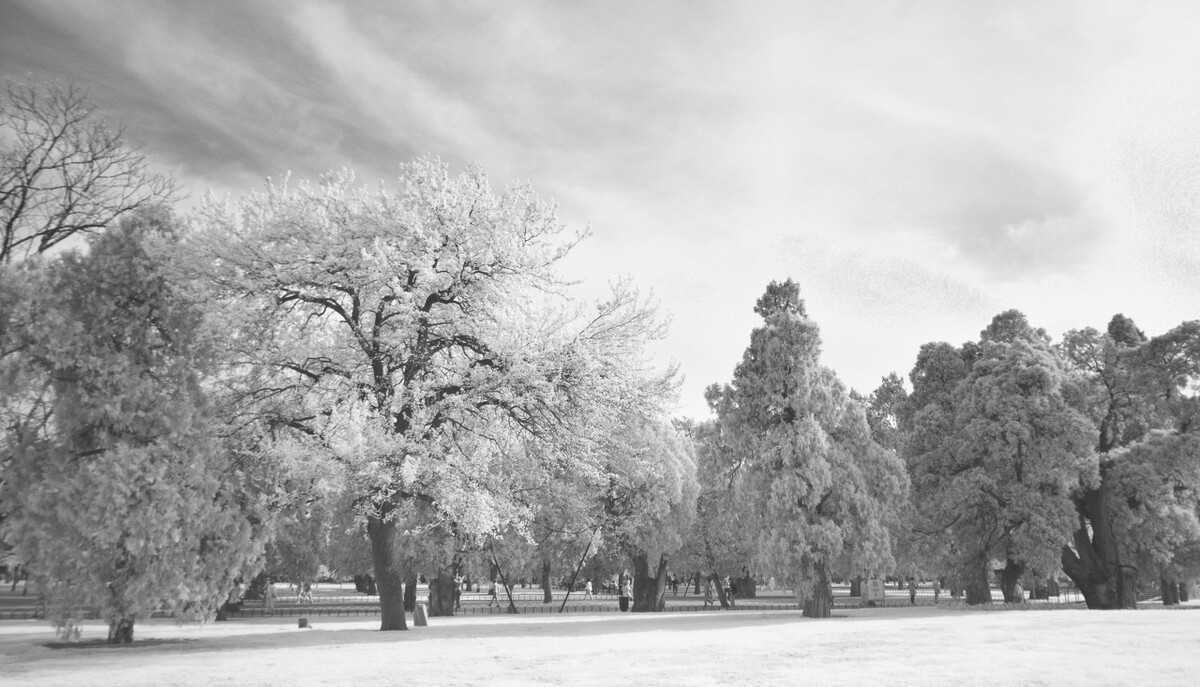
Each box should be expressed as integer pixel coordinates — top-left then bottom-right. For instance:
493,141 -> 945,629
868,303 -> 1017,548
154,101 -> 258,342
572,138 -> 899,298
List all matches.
44,637 -> 192,650
5,610 -> 826,668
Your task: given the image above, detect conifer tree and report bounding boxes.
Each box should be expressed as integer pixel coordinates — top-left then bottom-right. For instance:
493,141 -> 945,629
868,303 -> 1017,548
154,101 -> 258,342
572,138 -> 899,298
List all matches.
709,280 -> 907,617
1,210 -> 269,642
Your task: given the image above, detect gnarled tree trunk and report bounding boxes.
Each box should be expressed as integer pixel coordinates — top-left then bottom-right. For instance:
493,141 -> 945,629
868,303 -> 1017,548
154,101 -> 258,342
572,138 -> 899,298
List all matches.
1161,576 -> 1180,606
631,551 -> 668,612
1000,559 -> 1025,603
849,576 -> 862,597
964,555 -> 992,606
367,514 -> 407,631
107,616 -> 134,644
428,566 -> 459,616
801,562 -> 833,618
1061,481 -> 1138,610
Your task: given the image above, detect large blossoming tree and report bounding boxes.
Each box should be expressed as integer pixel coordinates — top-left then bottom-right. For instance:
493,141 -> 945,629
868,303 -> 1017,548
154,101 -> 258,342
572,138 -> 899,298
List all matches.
190,159 -> 671,630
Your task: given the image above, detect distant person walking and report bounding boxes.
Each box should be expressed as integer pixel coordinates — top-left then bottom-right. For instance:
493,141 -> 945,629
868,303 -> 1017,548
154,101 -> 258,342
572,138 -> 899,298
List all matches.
619,577 -> 632,612
933,579 -> 941,604
908,578 -> 918,605
488,581 -> 500,609
584,579 -> 593,599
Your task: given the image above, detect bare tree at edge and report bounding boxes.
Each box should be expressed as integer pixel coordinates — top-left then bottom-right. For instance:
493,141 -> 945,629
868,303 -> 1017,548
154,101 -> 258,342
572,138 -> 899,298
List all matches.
0,80 -> 173,266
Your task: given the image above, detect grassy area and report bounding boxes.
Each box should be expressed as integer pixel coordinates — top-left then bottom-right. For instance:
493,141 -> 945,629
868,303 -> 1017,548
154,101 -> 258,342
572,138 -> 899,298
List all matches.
1,603 -> 1197,686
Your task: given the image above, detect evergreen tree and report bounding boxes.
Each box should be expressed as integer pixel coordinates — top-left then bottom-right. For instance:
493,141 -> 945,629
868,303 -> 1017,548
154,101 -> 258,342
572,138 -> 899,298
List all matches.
0,210 -> 269,642
1060,316 -> 1200,607
709,280 -> 907,617
904,312 -> 1095,604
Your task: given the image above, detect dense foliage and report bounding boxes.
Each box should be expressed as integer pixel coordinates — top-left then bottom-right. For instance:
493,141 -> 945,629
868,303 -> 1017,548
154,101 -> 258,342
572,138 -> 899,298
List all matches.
704,280 -> 909,617
0,211 -> 270,641
3,79 -> 1197,645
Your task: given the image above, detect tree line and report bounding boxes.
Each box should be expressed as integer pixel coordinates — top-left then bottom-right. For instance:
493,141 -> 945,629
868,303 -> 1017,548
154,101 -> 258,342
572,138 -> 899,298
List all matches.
1,81 -> 1197,643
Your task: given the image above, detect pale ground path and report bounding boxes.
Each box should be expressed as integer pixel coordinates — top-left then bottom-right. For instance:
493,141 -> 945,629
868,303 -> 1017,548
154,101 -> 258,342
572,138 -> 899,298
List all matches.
1,605 -> 1198,686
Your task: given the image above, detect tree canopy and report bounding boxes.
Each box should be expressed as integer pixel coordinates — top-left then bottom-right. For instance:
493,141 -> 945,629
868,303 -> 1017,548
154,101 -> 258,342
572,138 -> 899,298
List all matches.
186,160 -> 674,629
706,279 -> 908,617
0,210 -> 269,642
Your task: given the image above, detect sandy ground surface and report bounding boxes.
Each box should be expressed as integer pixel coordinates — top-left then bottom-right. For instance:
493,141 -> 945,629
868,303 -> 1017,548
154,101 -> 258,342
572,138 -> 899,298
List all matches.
1,604 -> 1197,686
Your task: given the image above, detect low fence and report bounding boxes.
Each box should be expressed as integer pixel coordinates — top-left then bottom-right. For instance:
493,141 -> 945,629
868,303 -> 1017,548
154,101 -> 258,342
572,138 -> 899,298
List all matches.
0,583 -> 1100,621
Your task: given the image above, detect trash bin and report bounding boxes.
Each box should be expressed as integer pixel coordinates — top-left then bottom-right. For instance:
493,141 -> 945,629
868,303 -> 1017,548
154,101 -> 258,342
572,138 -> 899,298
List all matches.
619,596 -> 629,612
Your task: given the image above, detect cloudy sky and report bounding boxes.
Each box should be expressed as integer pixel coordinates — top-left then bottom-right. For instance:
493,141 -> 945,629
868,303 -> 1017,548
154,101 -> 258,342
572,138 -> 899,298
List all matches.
3,0 -> 1199,418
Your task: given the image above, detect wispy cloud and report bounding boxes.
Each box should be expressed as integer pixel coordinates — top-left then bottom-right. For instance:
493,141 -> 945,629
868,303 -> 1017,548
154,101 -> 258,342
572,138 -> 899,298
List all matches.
3,0 -> 1199,414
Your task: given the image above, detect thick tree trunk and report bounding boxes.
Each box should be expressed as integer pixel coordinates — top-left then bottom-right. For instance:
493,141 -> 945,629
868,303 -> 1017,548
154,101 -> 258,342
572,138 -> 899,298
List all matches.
849,576 -> 862,597
631,552 -> 650,611
1063,538 -> 1139,610
541,559 -> 553,604
948,574 -> 963,598
631,551 -> 668,612
1116,567 -> 1138,608
964,557 -> 992,606
1180,582 -> 1190,602
801,562 -> 833,618
1000,559 -> 1025,603
107,617 -> 134,644
1161,576 -> 1180,606
428,568 -> 457,616
367,514 -> 407,631
736,575 -> 757,599
403,572 -> 417,612
1061,476 -> 1138,610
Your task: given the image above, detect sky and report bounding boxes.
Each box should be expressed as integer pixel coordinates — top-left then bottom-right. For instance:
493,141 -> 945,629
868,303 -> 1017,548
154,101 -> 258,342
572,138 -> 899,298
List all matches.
3,0 -> 1199,418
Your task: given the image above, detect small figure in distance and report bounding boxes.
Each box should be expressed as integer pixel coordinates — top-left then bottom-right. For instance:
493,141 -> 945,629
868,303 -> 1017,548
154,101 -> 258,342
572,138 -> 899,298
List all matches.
933,579 -> 941,604
584,578 -> 593,599
908,578 -> 918,605
488,580 -> 500,609
265,576 -> 276,613
300,581 -> 313,604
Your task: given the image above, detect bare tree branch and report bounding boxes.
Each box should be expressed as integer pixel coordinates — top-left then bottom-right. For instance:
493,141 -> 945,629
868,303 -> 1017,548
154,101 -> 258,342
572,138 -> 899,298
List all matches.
0,80 -> 174,267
